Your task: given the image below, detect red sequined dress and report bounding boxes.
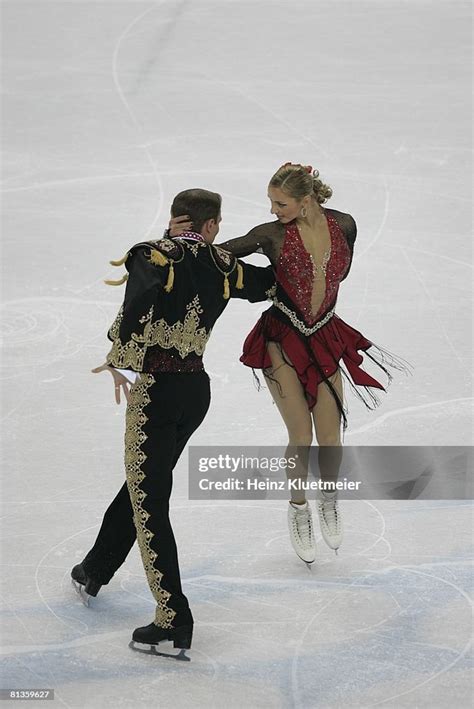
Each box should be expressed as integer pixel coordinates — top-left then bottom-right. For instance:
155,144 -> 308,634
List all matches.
220,209 -> 409,427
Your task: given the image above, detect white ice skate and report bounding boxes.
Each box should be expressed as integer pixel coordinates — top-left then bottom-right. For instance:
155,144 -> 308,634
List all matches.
287,501 -> 316,564
316,491 -> 343,553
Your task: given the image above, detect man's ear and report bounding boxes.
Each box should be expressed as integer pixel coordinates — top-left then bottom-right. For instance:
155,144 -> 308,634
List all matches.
201,219 -> 213,235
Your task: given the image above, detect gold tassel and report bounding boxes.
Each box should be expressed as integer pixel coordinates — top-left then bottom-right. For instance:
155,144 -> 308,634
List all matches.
149,249 -> 169,267
109,252 -> 129,267
236,263 -> 244,289
223,274 -> 230,299
164,262 -> 174,292
104,274 -> 129,286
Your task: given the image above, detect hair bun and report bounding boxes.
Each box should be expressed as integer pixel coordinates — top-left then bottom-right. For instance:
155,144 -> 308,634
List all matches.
270,163 -> 332,204
280,162 -> 314,174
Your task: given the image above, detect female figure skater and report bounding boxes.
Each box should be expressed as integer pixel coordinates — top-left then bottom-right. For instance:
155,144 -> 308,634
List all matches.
170,163 -> 408,564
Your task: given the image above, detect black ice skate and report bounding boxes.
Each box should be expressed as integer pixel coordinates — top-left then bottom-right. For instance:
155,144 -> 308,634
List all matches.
129,622 -> 193,661
71,563 -> 102,606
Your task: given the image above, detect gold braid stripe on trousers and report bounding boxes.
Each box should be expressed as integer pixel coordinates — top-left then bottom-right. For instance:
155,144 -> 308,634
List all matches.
124,373 -> 176,628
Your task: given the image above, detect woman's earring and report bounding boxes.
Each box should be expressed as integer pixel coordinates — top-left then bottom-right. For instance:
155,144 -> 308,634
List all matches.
301,206 -> 307,218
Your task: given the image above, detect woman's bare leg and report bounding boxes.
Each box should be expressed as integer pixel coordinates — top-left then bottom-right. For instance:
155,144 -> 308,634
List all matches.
264,343 -> 313,504
312,369 -> 344,489
312,369 -> 344,551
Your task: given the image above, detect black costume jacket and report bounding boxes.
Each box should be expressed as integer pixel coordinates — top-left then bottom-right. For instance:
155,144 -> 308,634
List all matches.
105,236 -> 276,373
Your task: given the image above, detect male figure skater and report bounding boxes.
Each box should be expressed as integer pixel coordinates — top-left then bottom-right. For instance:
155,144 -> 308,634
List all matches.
71,188 -> 274,652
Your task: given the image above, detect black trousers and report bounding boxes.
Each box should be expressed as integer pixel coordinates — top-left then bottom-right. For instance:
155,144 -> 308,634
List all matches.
82,371 -> 211,628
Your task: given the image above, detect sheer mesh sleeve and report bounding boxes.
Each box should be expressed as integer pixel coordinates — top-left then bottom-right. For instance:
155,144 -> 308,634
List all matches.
219,221 -> 283,265
334,212 -> 357,281
335,212 -> 357,251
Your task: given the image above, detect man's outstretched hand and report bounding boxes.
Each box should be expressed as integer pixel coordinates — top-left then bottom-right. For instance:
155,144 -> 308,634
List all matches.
91,363 -> 131,404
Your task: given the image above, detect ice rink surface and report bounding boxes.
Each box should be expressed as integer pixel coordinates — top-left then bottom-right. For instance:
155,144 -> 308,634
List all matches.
1,0 -> 473,706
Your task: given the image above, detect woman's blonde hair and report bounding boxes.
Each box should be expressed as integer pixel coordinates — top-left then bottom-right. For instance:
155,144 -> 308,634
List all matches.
269,162 -> 333,204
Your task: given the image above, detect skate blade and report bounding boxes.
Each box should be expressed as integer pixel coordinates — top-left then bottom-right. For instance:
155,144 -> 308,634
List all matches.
128,640 -> 190,662
293,549 -> 316,566
71,579 -> 92,607
294,553 -> 315,567
294,555 -> 315,567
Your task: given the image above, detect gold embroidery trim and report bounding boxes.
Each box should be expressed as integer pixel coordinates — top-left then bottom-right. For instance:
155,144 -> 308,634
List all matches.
210,244 -> 234,269
125,374 -> 176,628
106,296 -> 211,368
153,238 -> 184,258
208,246 -> 238,299
106,338 -> 146,370
108,305 -> 124,340
184,241 -> 206,258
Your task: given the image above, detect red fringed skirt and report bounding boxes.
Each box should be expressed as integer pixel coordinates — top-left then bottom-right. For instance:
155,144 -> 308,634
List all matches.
240,309 -> 391,412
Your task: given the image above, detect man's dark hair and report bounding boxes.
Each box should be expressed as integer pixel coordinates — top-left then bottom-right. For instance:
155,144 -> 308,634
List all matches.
171,189 -> 222,234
